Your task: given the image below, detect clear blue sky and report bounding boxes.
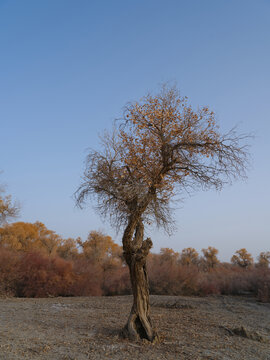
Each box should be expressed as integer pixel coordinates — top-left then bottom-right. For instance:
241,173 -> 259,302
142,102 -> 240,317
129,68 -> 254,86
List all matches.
1,0 -> 269,261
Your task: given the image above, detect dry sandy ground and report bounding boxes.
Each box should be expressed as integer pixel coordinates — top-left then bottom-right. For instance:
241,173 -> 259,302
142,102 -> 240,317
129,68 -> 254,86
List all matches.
0,295 -> 269,360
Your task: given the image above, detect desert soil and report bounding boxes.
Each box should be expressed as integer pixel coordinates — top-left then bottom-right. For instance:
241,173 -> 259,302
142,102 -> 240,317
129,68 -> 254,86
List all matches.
0,294 -> 269,360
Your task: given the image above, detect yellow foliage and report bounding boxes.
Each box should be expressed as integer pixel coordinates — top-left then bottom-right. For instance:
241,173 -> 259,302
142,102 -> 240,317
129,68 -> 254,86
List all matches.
0,221 -> 61,254
180,247 -> 199,266
78,231 -> 122,268
231,248 -> 253,268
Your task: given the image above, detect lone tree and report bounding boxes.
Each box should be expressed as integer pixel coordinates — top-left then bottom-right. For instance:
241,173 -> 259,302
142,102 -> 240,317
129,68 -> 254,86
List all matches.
75,86 -> 249,342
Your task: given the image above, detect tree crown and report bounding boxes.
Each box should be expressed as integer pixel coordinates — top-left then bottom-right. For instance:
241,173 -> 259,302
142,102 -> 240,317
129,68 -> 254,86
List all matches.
76,86 -> 250,232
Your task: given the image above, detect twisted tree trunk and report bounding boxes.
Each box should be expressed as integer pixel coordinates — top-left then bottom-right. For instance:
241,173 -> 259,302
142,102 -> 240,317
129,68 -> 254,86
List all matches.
121,220 -> 158,342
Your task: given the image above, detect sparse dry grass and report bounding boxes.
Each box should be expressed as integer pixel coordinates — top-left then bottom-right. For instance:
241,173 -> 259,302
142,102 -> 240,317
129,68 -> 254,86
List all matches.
0,295 -> 269,360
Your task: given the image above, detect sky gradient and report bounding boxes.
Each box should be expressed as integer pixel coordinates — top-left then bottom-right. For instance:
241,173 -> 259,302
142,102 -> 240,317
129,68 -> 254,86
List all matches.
1,0 -> 269,261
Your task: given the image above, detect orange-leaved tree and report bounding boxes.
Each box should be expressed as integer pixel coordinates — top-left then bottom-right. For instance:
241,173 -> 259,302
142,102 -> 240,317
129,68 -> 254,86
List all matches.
56,237 -> 79,260
75,85 -> 250,342
180,247 -> 199,266
0,184 -> 19,225
77,231 -> 122,268
257,251 -> 270,268
202,246 -> 220,270
159,247 -> 179,264
0,221 -> 61,254
231,248 -> 254,269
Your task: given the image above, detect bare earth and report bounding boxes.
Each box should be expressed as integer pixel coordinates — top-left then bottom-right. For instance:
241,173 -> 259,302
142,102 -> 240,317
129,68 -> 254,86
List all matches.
0,295 -> 269,360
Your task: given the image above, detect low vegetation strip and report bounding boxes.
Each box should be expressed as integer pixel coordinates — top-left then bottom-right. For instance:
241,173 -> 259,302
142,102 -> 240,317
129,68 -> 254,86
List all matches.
0,236 -> 269,302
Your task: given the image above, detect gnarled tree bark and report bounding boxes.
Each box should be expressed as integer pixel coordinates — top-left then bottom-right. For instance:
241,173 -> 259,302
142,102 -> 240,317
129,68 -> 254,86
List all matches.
121,220 -> 157,342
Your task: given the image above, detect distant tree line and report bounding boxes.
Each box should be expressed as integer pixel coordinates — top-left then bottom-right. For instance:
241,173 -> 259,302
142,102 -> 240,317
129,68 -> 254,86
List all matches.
0,220 -> 269,302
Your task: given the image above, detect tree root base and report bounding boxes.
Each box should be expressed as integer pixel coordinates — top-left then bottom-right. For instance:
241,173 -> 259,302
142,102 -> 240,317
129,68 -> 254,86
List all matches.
120,325 -> 160,344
